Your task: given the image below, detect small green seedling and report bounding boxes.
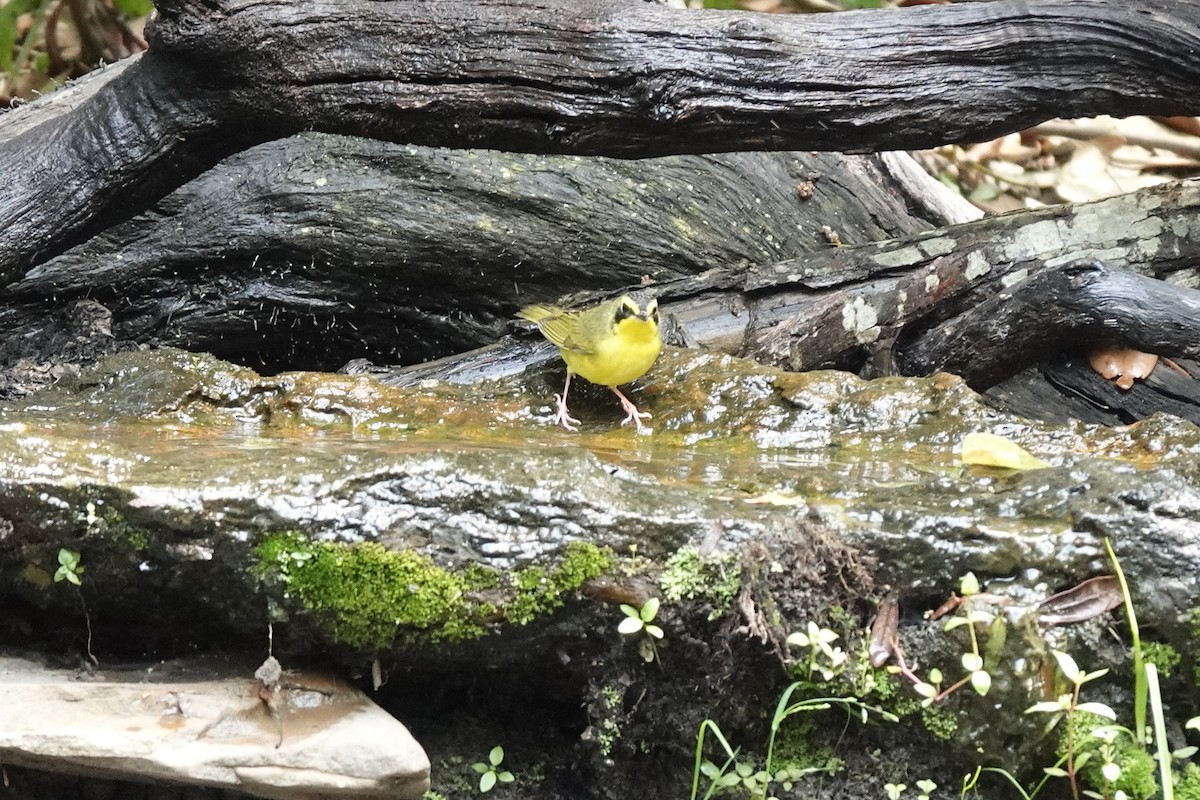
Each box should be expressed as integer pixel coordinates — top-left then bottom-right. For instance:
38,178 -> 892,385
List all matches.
892,572 -> 994,705
1025,650 -> 1116,800
785,621 -> 847,681
701,759 -> 771,796
53,548 -> 96,664
471,746 -> 514,793
54,548 -> 83,586
619,597 -> 664,662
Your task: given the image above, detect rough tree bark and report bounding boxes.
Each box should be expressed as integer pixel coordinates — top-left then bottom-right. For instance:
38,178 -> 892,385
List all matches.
0,133 -> 943,372
376,179 -> 1200,422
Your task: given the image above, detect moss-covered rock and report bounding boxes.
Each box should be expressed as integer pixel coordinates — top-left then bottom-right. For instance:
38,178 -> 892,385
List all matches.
253,532 -> 612,648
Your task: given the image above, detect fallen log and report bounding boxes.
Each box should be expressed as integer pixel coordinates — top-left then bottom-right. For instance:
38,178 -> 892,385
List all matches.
4,0 -> 1200,281
0,134 -> 945,373
380,180 -> 1200,387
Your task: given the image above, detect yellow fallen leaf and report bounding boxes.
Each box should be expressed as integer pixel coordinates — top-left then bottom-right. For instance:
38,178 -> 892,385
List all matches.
960,432 -> 1051,470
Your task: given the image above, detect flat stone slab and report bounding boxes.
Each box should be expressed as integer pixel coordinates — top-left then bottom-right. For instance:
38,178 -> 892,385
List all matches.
0,655 -> 430,799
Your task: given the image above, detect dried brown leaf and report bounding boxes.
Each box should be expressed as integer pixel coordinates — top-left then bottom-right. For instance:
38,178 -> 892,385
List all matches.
868,593 -> 898,667
1154,116 -> 1200,137
1038,575 -> 1122,625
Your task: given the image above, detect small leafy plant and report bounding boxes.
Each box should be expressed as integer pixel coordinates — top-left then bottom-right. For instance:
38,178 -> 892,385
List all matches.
471,746 -> 514,793
891,572 -> 993,704
54,548 -> 84,585
887,779 -> 938,800
54,547 -> 96,664
959,540 -> 1198,800
691,672 -> 898,800
786,621 -> 848,682
1025,651 -> 1118,800
702,759 -> 772,796
618,597 -> 664,663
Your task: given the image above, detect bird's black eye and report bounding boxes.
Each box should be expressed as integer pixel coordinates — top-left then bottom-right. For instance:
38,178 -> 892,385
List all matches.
614,301 -> 636,324
648,301 -> 659,323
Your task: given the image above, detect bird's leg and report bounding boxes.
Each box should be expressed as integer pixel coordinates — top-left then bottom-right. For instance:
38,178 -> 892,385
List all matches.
552,372 -> 582,431
612,386 -> 652,434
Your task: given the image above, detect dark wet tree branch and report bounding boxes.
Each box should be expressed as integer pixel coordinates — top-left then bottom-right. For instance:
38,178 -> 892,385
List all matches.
4,0 -> 1200,281
0,136 -> 934,372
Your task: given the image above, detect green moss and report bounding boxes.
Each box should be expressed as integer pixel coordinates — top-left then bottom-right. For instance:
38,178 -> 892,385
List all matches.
1066,711 -> 1158,800
770,718 -> 843,777
1176,763 -> 1200,800
505,542 -> 613,625
852,661 -> 940,736
555,541 -> 615,587
94,506 -> 151,551
1141,641 -> 1181,679
862,666 -> 904,703
122,528 -> 150,550
862,663 -> 921,719
1193,609 -> 1200,688
253,532 -> 486,647
1108,744 -> 1157,800
588,682 -> 626,758
659,546 -> 741,616
891,695 -> 923,719
74,498 -> 153,553
252,533 -> 611,648
920,706 -> 958,742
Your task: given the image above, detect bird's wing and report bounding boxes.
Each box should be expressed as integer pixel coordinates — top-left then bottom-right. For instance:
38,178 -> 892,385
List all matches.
518,304 -> 597,354
541,313 -> 595,354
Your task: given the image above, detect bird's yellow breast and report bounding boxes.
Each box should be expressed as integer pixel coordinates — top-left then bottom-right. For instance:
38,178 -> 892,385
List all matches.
562,315 -> 662,388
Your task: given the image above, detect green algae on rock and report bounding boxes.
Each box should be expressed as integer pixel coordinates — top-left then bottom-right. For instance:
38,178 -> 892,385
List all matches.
253,532 -> 612,648
659,545 -> 741,617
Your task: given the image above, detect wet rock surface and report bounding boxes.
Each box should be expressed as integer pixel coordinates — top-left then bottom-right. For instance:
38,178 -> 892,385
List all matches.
1,347 -> 1199,798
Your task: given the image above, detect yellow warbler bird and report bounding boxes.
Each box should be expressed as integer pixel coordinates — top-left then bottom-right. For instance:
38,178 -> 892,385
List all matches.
518,295 -> 662,433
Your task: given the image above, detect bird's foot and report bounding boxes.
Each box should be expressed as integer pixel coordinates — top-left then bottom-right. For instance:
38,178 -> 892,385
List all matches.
552,393 -> 581,432
615,392 -> 652,434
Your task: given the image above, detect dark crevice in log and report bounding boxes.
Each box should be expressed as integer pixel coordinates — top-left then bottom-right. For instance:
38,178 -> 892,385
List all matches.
986,357 -> 1200,426
893,261 -> 1200,390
